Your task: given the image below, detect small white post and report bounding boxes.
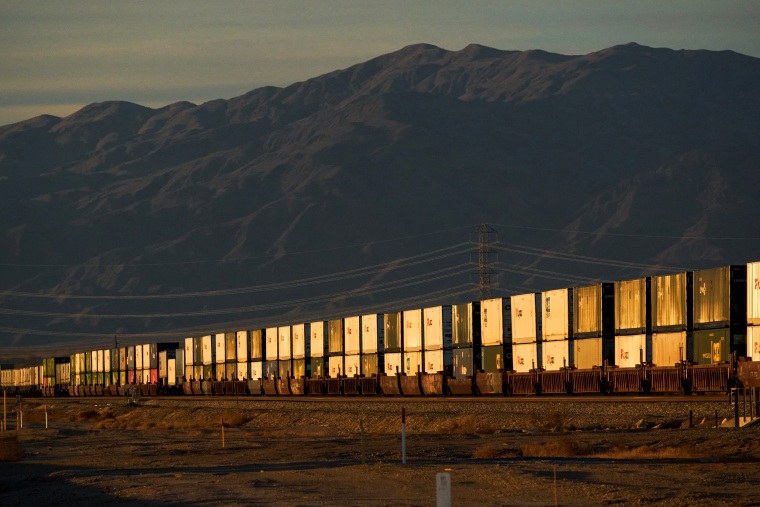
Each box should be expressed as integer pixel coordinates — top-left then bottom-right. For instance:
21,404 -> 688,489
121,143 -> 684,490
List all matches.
401,407 -> 407,465
436,472 -> 452,507
45,404 -> 48,429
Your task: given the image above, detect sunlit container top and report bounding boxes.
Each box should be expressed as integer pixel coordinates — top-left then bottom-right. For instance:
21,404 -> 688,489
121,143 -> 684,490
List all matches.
384,312 -> 403,352
510,293 -> 540,344
225,332 -> 236,362
265,328 -> 278,361
143,343 -> 154,370
201,335 -> 215,365
184,338 -> 194,365
423,305 -> 452,350
236,331 -> 249,362
250,329 -> 264,360
292,323 -> 309,359
403,309 -> 423,351
328,319 -> 344,355
748,261 -> 760,325
480,298 -> 511,346
693,265 -> 746,328
344,316 -> 361,355
135,345 -> 143,370
651,272 -> 690,330
310,321 -> 327,357
278,326 -> 292,360
361,314 -> 383,354
573,283 -> 613,338
542,288 -> 572,341
214,333 -> 226,364
452,302 -> 480,347
615,278 -> 649,333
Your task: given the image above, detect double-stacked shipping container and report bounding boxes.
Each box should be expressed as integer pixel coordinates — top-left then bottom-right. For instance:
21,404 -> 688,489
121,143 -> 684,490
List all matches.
360,314 -> 383,376
748,262 -> 760,361
573,283 -> 615,369
510,293 -> 541,372
542,289 -> 573,371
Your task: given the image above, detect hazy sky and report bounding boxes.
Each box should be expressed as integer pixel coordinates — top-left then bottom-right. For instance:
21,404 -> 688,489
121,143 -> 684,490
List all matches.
1,0 -> 758,127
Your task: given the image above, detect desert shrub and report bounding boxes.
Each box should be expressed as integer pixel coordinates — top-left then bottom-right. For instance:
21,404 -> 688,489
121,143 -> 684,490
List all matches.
0,433 -> 23,461
521,438 -> 593,457
530,411 -> 567,432
220,411 -> 252,428
77,410 -> 101,422
471,443 -> 502,459
600,444 -> 695,459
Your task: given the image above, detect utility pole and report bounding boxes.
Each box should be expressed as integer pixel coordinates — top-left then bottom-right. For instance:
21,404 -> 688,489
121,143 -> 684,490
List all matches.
471,223 -> 498,300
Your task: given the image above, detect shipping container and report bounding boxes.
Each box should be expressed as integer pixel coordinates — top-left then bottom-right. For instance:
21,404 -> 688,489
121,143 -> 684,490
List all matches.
424,348 -> 450,374
104,349 -> 111,373
615,277 -> 650,334
692,329 -> 729,364
512,342 -> 539,373
542,288 -> 573,341
278,358 -> 292,379
291,358 -> 307,378
481,345 -> 505,373
403,350 -> 423,375
402,309 -> 423,351
361,314 -> 384,354
202,363 -> 215,380
193,365 -> 203,381
651,272 -> 692,331
384,312 -> 403,352
278,326 -> 292,360
453,347 -> 477,378
423,306 -> 452,351
250,329 -> 264,360
573,283 -> 614,339
142,369 -> 151,384
225,332 -> 236,362
224,362 -> 236,380
193,336 -> 203,364
747,326 -> 760,361
184,338 -> 194,366
310,357 -> 326,378
236,331 -> 249,362
292,323 -> 310,359
310,321 -> 327,358
158,350 -> 168,380
168,358 -> 177,386
362,354 -> 381,376
542,340 -> 570,371
385,352 -> 402,376
215,333 -> 226,364
265,328 -> 278,361
135,345 -> 143,370
344,354 -> 361,376
651,331 -> 687,366
452,302 -> 480,348
574,337 -> 613,369
263,361 -> 278,379
250,361 -> 263,381
328,355 -> 344,377
126,347 -> 135,370
749,262 -> 760,325
693,265 -> 747,329
142,344 -> 151,370
344,316 -> 361,355
481,298 -> 511,346
85,351 -> 93,373
614,334 -> 649,368
236,360 -> 249,381
511,293 -> 541,344
328,319 -> 344,355
202,335 -> 215,365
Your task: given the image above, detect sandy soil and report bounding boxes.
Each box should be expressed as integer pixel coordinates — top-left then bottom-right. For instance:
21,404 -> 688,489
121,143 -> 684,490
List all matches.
1,396 -> 759,506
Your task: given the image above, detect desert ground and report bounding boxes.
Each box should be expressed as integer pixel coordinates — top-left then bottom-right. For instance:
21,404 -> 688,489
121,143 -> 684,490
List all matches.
1,395 -> 759,506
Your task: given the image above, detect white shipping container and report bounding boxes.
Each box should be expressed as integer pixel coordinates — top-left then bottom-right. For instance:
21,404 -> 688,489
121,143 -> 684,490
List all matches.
403,309 -> 423,351
104,349 -> 111,373
135,345 -> 143,370
424,348 -> 444,374
361,314 -> 382,353
278,326 -> 292,360
250,361 -> 263,381
481,298 -> 511,346
167,358 -> 177,386
542,340 -> 570,372
215,333 -> 226,364
651,332 -> 687,366
404,350 -> 423,375
748,262 -> 760,325
344,354 -> 361,376
511,293 -> 540,344
344,316 -> 361,355
159,350 -> 168,379
543,289 -> 572,341
184,338 -> 194,366
328,355 -> 344,377
142,369 -> 150,384
292,323 -> 309,359
614,334 -> 647,368
423,306 -> 452,350
310,322 -> 326,357
201,335 -> 214,365
265,328 -> 278,361
512,342 -> 539,373
142,344 -> 152,370
385,352 -> 402,377
236,331 -> 249,362
574,337 -> 602,369
746,326 -> 760,361
236,362 -> 250,381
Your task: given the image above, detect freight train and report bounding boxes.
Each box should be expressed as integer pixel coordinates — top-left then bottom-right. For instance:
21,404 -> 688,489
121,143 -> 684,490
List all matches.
3,262 -> 760,398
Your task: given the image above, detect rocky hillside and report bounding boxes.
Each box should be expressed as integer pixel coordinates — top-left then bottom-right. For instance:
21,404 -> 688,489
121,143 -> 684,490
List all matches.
1,42 -> 759,361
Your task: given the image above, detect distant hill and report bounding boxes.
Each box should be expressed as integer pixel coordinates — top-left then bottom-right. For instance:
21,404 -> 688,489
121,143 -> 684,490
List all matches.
1,42 -> 759,363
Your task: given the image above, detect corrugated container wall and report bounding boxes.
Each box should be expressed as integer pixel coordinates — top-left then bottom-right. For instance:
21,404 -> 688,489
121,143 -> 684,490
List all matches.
452,302 -> 480,347
510,293 -> 541,344
385,352 -> 402,376
614,278 -> 650,334
512,342 -> 538,373
344,316 -> 361,355
693,265 -> 746,328
614,334 -> 648,368
384,312 -> 403,352
423,305 -> 452,350
250,329 -> 264,360
651,332 -> 687,366
236,331 -> 249,362
481,298 -> 511,346
693,329 -> 729,364
225,332 -> 236,362
328,319 -> 344,355
215,334 -> 226,364
748,262 -> 760,325
542,340 -> 570,371
265,328 -> 278,361
542,289 -> 573,341
278,326 -> 292,360
404,351 -> 422,375
202,335 -> 215,365
403,309 -> 423,351
747,326 -> 760,361
310,322 -> 327,357
292,323 -> 310,359
361,314 -> 383,354
651,272 -> 691,331
573,283 -> 614,338
328,355 -> 344,377
135,345 -> 143,370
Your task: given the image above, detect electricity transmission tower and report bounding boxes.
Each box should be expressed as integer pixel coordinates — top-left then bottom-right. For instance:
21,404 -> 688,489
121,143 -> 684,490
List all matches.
471,223 -> 498,300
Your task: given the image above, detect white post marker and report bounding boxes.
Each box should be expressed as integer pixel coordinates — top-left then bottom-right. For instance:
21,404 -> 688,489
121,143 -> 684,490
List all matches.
401,407 -> 407,465
436,472 -> 452,507
45,404 -> 48,429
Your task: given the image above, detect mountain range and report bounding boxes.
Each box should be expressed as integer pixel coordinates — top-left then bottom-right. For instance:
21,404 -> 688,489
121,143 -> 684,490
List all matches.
1,42 -> 759,363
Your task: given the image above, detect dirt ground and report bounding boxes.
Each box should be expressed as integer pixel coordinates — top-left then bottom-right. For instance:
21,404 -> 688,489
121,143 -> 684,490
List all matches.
1,396 -> 759,506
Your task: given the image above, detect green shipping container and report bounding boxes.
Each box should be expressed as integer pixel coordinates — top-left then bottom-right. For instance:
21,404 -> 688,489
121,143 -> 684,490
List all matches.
692,329 -> 729,364
310,358 -> 326,378
481,345 -> 506,373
